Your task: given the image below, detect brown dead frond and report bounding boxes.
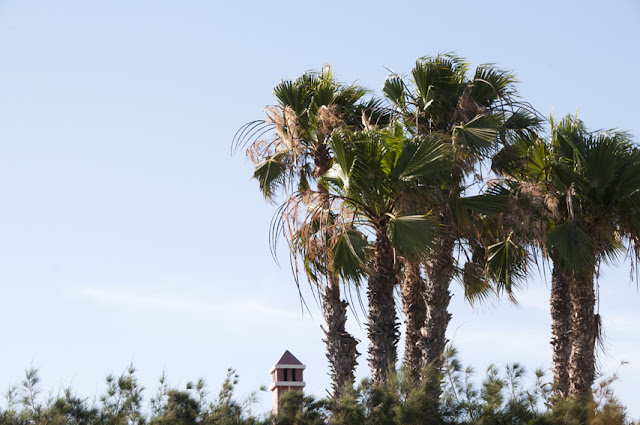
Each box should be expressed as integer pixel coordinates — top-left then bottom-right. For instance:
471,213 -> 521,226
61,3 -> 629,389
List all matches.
544,193 -> 560,218
243,106 -> 298,165
501,181 -> 550,245
276,191 -> 363,284
246,137 -> 280,164
317,105 -> 345,141
517,181 -> 543,199
452,92 -> 486,124
264,105 -> 285,126
264,105 -> 302,152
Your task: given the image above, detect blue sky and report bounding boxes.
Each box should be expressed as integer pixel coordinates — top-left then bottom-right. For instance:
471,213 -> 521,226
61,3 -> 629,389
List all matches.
0,0 -> 639,419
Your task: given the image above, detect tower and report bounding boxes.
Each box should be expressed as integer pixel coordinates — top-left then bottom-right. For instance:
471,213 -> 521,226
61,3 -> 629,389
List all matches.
269,350 -> 306,415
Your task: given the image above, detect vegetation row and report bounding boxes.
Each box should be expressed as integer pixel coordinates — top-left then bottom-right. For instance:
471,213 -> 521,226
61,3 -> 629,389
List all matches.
1,349 -> 636,424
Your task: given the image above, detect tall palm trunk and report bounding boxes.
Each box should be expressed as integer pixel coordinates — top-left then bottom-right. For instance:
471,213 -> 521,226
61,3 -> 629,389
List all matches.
567,273 -> 597,400
422,226 -> 455,398
322,275 -> 359,398
314,145 -> 359,396
402,262 -> 426,379
550,263 -> 572,398
368,220 -> 400,384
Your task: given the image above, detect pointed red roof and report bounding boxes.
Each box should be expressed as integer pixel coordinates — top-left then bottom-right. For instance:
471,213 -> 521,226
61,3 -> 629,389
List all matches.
275,350 -> 303,366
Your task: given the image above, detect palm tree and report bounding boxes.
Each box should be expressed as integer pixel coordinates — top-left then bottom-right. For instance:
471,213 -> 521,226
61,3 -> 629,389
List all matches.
382,54 -> 540,384
491,130 -> 574,398
493,115 -> 640,401
320,124 -> 451,383
547,117 -> 640,400
234,66 -> 390,396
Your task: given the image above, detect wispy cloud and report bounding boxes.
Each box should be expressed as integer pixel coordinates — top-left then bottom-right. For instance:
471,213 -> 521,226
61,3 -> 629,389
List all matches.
75,285 -> 298,319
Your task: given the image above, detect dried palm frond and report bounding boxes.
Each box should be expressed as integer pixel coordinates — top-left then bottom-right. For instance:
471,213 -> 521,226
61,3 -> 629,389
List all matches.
265,105 -> 300,151
317,105 -> 344,140
452,92 -> 486,125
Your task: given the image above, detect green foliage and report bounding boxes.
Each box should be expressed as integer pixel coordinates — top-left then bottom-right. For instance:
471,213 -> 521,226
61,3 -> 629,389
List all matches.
0,358 -> 637,425
321,125 -> 450,260
440,347 -> 547,424
150,391 -> 200,425
0,366 -> 264,425
100,364 -> 145,424
387,214 -> 438,261
326,386 -> 364,425
588,370 -> 634,425
267,350 -> 637,425
274,391 -> 327,425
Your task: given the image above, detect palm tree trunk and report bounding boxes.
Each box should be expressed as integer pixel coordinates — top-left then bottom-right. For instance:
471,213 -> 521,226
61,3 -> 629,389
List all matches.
368,221 -> 399,384
567,273 -> 597,400
422,227 -> 455,397
550,264 -> 571,398
322,275 -> 359,399
402,262 -> 426,379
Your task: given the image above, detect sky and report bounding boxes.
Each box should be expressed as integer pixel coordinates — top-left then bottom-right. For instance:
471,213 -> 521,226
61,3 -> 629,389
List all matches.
0,0 -> 639,419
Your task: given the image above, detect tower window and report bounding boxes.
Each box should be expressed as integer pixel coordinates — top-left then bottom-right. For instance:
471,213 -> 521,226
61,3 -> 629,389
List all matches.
292,369 -> 296,381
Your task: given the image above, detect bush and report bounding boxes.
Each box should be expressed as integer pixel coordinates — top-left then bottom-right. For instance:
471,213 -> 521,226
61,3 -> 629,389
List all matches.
0,354 -> 636,425
0,366 -> 264,425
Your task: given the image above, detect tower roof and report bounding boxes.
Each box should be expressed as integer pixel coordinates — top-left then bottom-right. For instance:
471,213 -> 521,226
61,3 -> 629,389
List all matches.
275,350 -> 303,366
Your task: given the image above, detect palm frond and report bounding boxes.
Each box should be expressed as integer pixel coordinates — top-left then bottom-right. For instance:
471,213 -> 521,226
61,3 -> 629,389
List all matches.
460,188 -> 511,216
253,154 -> 288,200
386,213 -> 438,261
546,222 -> 595,273
331,231 -> 369,283
461,259 -> 493,305
470,65 -> 516,107
273,79 -> 312,123
503,108 -> 542,134
452,114 -> 501,155
231,120 -> 273,154
383,75 -> 406,110
393,133 -> 451,181
485,234 -> 528,295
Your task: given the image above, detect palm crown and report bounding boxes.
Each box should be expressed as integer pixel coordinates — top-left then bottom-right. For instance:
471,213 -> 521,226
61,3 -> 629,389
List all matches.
235,65 -> 390,200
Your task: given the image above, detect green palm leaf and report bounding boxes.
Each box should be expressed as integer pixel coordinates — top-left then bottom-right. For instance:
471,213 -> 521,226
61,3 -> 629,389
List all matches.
546,222 -> 595,272
485,234 -> 527,293
616,149 -> 640,197
386,213 -> 438,261
253,155 -> 287,200
393,134 -> 450,181
470,65 -> 515,107
273,79 -> 311,121
331,231 -> 369,283
323,131 -> 355,193
382,75 -> 406,110
581,135 -> 625,198
459,187 -> 511,216
504,108 -> 542,134
452,114 -> 500,155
